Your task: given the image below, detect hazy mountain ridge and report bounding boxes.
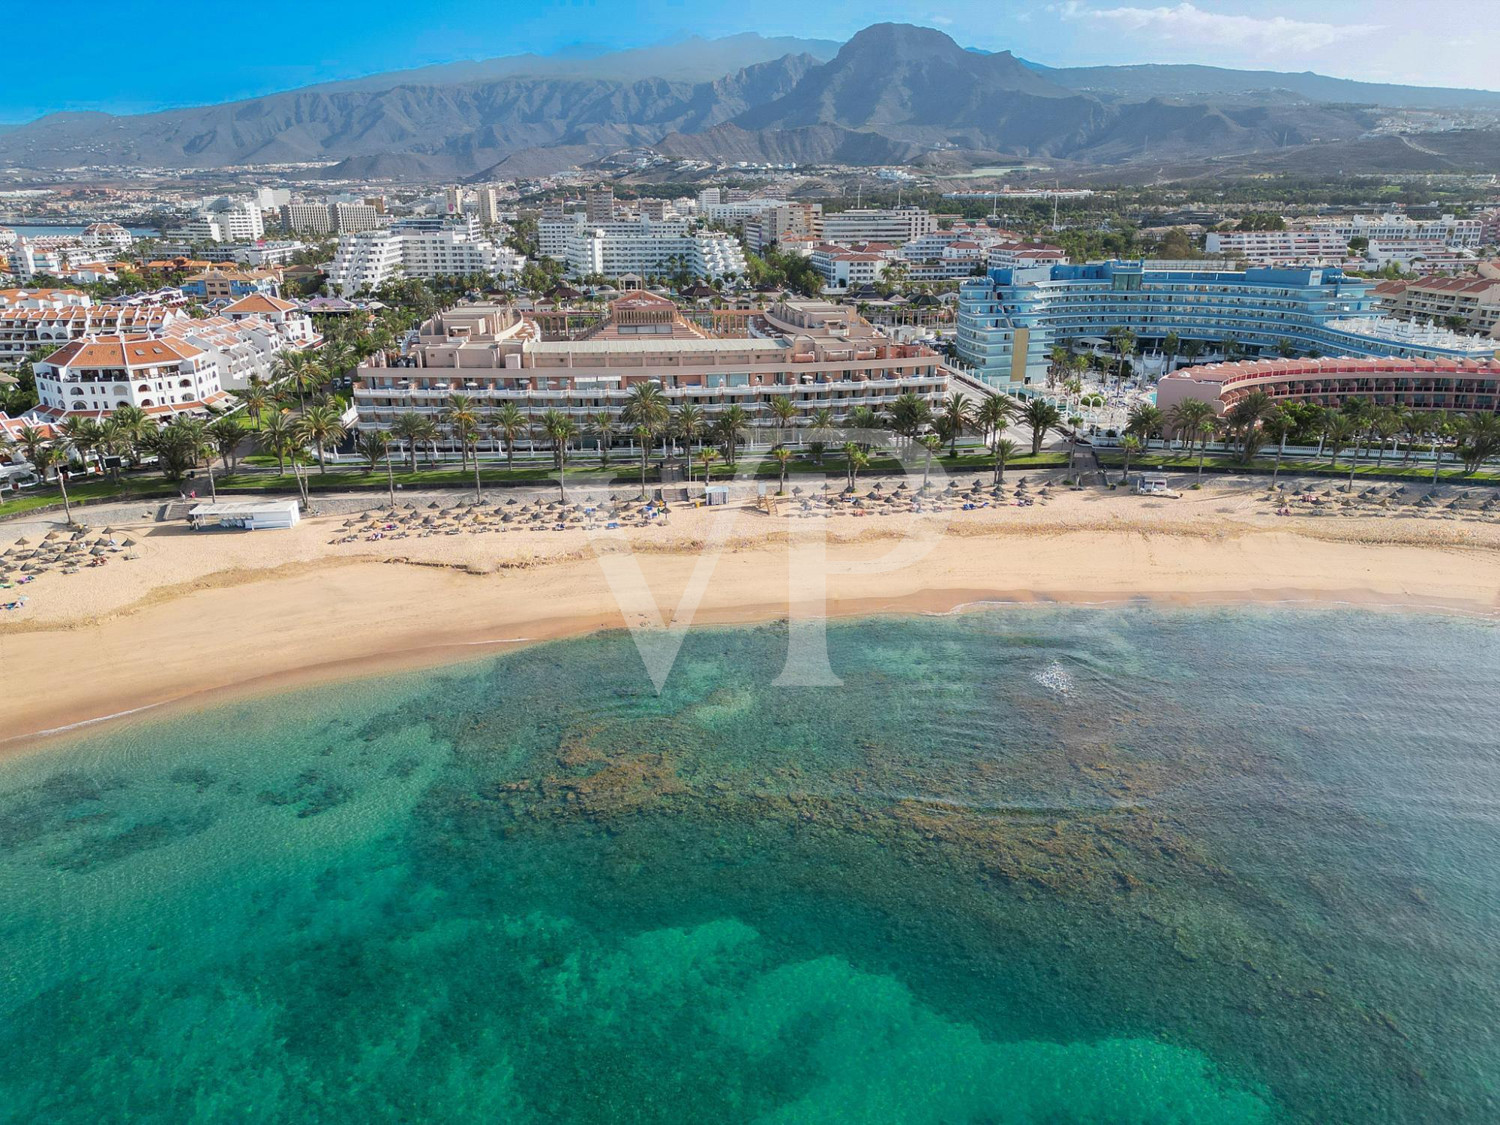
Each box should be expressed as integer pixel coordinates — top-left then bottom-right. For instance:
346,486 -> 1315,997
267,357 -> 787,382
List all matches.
0,24 -> 1495,177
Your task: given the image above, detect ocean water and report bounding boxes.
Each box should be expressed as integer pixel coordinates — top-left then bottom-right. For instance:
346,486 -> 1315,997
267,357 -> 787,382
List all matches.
1,608 -> 1498,1123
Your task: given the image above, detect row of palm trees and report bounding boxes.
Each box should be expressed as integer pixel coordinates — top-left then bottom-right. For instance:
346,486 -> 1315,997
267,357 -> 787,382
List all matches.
1122,392 -> 1500,485
355,385 -> 1069,497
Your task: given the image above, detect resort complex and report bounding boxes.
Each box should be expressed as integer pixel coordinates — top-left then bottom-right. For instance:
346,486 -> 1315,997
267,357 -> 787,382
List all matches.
353,293 -> 946,443
956,260 -> 1499,390
1157,356 -> 1500,417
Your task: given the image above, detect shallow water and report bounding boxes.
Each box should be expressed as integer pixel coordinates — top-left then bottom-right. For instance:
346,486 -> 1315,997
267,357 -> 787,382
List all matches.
2,608 -> 1497,1123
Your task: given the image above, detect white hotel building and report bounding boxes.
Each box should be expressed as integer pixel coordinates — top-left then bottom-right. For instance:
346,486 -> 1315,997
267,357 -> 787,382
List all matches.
327,222 -> 526,295
537,215 -> 747,280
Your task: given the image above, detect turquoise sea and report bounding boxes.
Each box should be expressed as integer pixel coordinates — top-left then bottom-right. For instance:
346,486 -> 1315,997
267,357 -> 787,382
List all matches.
1,608 -> 1498,1123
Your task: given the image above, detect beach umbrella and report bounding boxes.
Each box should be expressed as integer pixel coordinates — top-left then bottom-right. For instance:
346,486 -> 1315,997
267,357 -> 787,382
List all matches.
44,531 -> 61,541
14,537 -> 28,546
122,538 -> 137,547
90,547 -> 107,556
428,501 -> 440,510
505,497 -> 519,506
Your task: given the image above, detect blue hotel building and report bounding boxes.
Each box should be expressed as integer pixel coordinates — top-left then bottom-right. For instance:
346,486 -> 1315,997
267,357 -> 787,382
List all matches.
956,260 -> 1496,390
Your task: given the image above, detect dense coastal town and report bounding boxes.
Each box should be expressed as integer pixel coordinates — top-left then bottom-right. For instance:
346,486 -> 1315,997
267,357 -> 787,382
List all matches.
4,11 -> 1500,1125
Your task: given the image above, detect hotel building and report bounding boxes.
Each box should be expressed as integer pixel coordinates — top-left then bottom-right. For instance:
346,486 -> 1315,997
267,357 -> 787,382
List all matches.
1159,356 -> 1500,417
820,207 -> 936,245
536,215 -> 747,280
956,260 -> 1498,389
0,289 -> 184,369
352,293 -> 945,444
1374,265 -> 1500,339
326,223 -> 526,295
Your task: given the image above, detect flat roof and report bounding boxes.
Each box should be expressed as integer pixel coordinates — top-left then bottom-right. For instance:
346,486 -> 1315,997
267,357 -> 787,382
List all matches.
530,337 -> 787,354
189,500 -> 300,516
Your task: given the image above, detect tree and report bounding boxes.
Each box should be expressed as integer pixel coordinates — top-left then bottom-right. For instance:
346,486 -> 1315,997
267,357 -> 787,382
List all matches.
259,412 -> 297,476
443,394 -> 481,469
295,403 -> 347,474
992,437 -> 1018,484
1118,435 -> 1142,484
541,409 -> 579,501
391,412 -> 430,472
491,403 -> 528,473
1323,415 -> 1356,474
1224,390 -> 1274,456
588,411 -> 615,468
206,416 -> 245,475
772,446 -> 793,494
919,434 -> 942,489
673,403 -> 705,482
622,383 -> 670,488
768,396 -> 798,448
235,382 -> 270,428
714,404 -> 750,468
698,447 -> 719,484
356,429 -> 391,472
1125,403 -> 1165,451
807,408 -> 836,465
975,395 -> 1015,451
1458,414 -> 1500,474
1022,399 -> 1063,456
1261,408 -> 1293,486
941,393 -> 973,455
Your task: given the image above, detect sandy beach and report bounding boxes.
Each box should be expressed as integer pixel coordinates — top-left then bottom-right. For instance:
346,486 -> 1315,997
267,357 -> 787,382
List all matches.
3,469 -> 1500,746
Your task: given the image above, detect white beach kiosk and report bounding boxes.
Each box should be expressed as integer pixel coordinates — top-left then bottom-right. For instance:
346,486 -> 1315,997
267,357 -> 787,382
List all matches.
188,499 -> 300,531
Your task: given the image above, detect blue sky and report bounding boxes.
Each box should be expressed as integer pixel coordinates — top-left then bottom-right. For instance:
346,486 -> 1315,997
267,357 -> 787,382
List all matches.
8,0 -> 1498,122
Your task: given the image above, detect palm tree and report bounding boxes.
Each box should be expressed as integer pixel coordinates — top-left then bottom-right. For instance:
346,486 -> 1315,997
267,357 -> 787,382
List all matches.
1167,399 -> 1211,456
768,396 -> 798,448
1427,411 -> 1452,484
1458,414 -> 1500,474
1261,408 -> 1293,486
1126,403 -> 1165,451
622,383 -> 670,487
1225,390 -> 1274,456
1047,344 -> 1072,390
295,403 -> 347,474
807,408 -> 836,464
259,412 -> 297,476
698,447 -> 719,484
941,393 -> 973,456
772,446 -> 793,494
920,434 -> 942,489
1118,435 -> 1142,484
587,411 -> 615,468
991,437 -> 1018,484
59,416 -> 104,475
443,394 -> 480,469
109,404 -> 151,465
1162,331 -> 1181,373
887,392 -> 932,451
492,403 -> 528,473
13,425 -> 50,474
235,381 -> 270,428
541,409 -> 579,501
1370,407 -> 1403,469
97,418 -> 131,481
848,446 -> 869,488
391,412 -> 429,472
975,395 -> 1015,451
206,416 -> 245,475
1324,415 -> 1356,475
1022,399 -> 1063,456
673,403 -> 705,481
356,429 -> 391,472
715,404 -> 751,468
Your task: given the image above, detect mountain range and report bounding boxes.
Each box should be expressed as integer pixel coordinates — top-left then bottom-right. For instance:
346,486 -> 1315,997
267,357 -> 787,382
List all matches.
2,24 -> 1497,178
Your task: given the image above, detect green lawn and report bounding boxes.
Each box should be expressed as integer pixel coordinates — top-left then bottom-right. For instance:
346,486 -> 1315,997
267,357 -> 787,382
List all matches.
0,450 -> 1073,520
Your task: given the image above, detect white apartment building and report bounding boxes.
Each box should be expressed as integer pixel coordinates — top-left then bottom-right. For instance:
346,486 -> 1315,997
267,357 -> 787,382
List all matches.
35,335 -> 227,417
326,227 -> 526,295
809,245 -> 888,289
1207,214 -> 1484,265
560,222 -> 748,281
820,207 -> 936,245
233,240 -> 307,267
332,202 -> 383,234
208,201 -> 265,243
6,240 -> 64,281
282,202 -> 334,235
476,187 -> 501,227
742,203 -> 823,253
80,223 -> 135,252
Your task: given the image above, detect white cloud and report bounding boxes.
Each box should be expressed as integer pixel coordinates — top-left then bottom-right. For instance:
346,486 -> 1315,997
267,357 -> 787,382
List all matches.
1054,1 -> 1380,54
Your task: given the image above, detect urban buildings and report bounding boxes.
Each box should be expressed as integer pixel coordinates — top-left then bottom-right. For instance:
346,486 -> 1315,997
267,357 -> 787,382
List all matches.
34,335 -> 229,417
537,216 -> 747,280
809,245 -> 888,290
1159,356 -> 1500,417
0,289 -> 184,368
352,293 -> 945,444
326,222 -> 526,295
1205,214 -> 1483,267
281,201 -> 384,235
957,260 -> 1498,389
742,203 -> 823,253
820,207 -> 936,245
1374,264 -> 1500,338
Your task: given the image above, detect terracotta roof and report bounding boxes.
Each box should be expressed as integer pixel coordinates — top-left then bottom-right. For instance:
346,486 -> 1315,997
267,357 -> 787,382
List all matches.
223,294 -> 296,315
43,334 -> 203,369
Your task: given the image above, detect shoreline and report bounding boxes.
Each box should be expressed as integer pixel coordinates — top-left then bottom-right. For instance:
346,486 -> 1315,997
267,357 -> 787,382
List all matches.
5,546 -> 1500,755
5,475 -> 1500,753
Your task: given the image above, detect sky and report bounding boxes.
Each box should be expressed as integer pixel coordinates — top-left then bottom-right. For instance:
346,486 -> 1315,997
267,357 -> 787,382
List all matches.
7,0 -> 1499,122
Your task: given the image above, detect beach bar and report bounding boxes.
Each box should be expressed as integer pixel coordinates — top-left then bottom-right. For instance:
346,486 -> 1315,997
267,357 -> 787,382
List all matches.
188,499 -> 300,531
